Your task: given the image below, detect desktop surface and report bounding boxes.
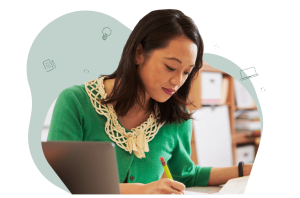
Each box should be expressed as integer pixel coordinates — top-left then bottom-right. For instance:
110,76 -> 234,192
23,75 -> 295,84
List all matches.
186,185 -> 222,194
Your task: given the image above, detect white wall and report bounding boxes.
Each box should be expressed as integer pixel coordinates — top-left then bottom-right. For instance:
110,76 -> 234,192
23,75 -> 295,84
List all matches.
41,99 -> 57,142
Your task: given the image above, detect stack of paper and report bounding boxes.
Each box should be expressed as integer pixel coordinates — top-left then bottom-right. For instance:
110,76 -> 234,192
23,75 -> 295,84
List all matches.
182,176 -> 249,195
237,110 -> 260,120
235,110 -> 261,136
218,176 -> 249,194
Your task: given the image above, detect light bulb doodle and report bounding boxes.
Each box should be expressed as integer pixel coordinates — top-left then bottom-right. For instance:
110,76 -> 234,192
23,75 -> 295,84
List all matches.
102,27 -> 112,40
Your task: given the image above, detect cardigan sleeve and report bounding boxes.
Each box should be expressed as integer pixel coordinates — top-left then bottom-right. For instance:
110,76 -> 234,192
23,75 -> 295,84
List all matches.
47,86 -> 86,141
167,117 -> 212,187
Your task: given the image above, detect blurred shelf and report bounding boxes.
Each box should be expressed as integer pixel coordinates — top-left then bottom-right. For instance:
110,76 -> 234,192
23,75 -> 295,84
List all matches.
190,61 -> 261,165
255,137 -> 261,145
232,132 -> 261,144
236,106 -> 257,110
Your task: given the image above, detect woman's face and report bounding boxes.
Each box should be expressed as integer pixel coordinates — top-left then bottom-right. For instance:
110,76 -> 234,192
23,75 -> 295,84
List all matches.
137,36 -> 197,103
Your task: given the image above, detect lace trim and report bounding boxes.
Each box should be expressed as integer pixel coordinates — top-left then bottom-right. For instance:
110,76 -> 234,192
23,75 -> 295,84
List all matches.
84,76 -> 165,158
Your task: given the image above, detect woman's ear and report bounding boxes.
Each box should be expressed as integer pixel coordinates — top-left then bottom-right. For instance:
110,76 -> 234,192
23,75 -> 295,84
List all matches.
135,43 -> 145,65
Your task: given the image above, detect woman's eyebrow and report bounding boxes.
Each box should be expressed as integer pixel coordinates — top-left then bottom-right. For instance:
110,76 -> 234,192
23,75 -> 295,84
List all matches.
163,57 -> 195,67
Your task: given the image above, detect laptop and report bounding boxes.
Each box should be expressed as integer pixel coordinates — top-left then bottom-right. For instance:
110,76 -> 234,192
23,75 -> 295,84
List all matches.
42,141 -> 121,194
240,66 -> 258,81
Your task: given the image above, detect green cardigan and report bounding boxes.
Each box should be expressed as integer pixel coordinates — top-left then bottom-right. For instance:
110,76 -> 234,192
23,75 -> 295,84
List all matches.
47,82 -> 212,187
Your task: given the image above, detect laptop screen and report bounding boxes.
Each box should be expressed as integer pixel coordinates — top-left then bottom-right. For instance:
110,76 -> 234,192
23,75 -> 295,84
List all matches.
42,142 -> 120,194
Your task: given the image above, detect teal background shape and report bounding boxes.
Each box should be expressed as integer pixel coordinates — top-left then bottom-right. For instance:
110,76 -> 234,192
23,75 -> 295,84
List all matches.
27,11 -> 131,193
27,11 -> 263,193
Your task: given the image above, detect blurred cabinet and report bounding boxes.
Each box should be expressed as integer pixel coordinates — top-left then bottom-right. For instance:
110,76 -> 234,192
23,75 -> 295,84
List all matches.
236,144 -> 255,164
187,61 -> 260,165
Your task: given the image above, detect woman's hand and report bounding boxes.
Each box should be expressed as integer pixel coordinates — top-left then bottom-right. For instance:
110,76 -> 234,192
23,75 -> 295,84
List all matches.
243,163 -> 253,176
142,178 -> 186,194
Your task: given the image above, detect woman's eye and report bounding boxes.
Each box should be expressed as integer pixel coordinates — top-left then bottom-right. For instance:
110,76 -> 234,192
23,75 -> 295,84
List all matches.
166,65 -> 191,76
166,65 -> 175,71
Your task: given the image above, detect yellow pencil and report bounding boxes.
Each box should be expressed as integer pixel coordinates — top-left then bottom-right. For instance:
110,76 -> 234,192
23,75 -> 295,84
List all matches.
160,157 -> 173,180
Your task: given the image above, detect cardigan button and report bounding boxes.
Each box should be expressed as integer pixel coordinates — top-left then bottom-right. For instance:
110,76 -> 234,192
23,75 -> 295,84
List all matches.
130,176 -> 135,181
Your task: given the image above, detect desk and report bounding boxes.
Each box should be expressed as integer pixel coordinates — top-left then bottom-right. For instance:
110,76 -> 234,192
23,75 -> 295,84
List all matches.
161,172 -> 224,194
186,185 -> 223,194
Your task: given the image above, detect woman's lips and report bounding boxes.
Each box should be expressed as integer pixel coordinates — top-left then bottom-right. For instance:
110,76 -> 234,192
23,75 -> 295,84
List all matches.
162,88 -> 174,96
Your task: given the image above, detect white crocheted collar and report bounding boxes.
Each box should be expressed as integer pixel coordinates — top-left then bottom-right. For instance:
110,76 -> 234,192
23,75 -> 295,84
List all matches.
84,76 -> 165,158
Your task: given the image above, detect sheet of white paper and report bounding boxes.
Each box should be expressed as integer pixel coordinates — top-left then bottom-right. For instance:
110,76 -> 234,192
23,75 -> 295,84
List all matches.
183,190 -> 223,195
218,176 -> 249,194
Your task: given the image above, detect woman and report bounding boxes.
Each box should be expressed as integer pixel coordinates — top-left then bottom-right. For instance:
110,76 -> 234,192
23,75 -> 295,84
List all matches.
48,9 -> 253,194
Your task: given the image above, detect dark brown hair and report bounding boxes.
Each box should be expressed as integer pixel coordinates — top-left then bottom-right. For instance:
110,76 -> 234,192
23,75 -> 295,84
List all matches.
99,9 -> 203,125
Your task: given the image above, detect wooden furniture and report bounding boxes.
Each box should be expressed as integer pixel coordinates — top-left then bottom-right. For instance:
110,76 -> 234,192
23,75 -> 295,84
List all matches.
186,61 -> 260,165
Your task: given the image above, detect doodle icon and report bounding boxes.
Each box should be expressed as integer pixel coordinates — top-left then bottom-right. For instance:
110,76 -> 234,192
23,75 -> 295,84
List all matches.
261,87 -> 266,92
43,59 -> 56,72
241,70 -> 249,80
102,27 -> 112,40
84,69 -> 89,73
240,66 -> 258,81
214,44 -> 219,49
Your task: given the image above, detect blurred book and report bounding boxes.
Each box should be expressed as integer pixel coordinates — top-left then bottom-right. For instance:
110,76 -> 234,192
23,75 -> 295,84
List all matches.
235,110 -> 261,136
234,79 -> 255,109
237,110 -> 259,120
